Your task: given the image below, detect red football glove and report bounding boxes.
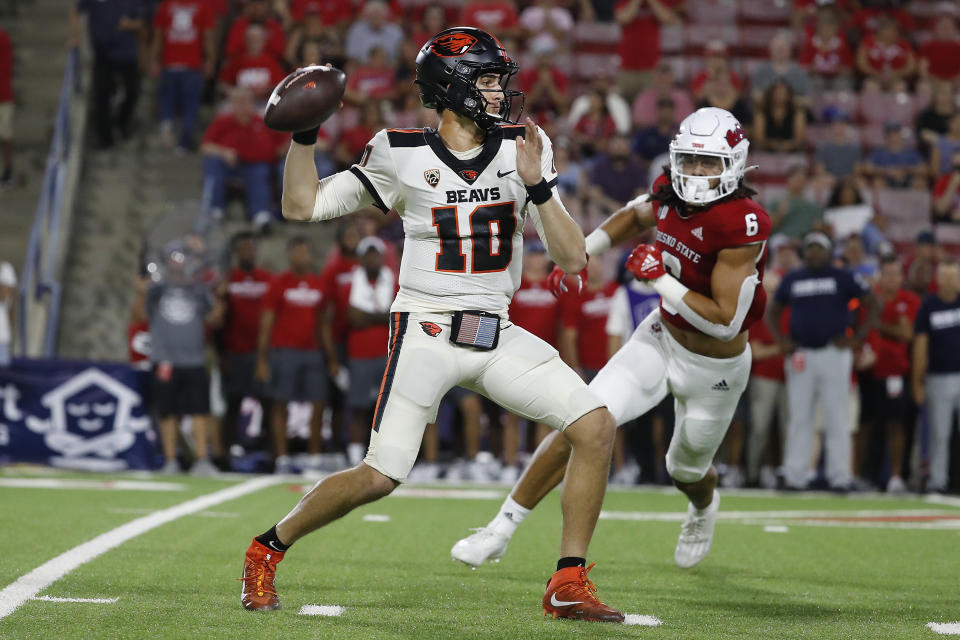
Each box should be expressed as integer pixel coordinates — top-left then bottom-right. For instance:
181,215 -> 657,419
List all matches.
626,244 -> 666,281
546,260 -> 588,298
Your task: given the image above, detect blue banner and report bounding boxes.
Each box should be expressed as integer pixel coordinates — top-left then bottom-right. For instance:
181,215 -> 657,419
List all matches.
0,359 -> 158,471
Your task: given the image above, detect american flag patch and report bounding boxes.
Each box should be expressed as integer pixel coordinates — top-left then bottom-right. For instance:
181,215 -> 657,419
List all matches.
455,313 -> 499,349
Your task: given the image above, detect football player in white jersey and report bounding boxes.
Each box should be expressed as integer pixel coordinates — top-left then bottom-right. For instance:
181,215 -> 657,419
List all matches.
240,27 -> 624,623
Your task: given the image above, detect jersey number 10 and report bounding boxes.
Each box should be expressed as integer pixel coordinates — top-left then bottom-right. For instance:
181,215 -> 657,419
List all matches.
431,202 -> 517,273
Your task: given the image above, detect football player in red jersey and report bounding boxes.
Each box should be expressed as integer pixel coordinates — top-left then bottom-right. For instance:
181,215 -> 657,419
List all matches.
453,107 -> 771,570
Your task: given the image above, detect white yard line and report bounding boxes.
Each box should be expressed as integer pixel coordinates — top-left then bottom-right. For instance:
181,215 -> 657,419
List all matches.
600,509 -> 955,521
928,622 -> 960,635
0,475 -> 283,621
0,478 -> 185,491
299,604 -> 345,617
623,614 -> 662,626
31,596 -> 118,604
361,514 -> 391,522
106,507 -> 239,519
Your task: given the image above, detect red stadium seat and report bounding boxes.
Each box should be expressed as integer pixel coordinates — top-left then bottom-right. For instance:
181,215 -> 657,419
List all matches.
872,188 -> 932,242
738,0 -> 793,23
687,0 -> 739,25
859,91 -> 917,126
683,24 -> 740,54
573,52 -> 620,79
661,25 -> 684,54
737,24 -> 783,56
572,21 -> 621,55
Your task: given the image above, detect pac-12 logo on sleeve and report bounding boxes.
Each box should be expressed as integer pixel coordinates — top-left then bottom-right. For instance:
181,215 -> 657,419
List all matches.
424,169 -> 440,188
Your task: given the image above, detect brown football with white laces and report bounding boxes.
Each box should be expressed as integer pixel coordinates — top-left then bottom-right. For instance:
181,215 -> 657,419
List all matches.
263,65 -> 346,132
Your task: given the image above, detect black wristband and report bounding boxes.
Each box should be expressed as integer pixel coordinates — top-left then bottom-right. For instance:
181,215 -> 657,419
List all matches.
526,179 -> 553,206
292,126 -> 320,146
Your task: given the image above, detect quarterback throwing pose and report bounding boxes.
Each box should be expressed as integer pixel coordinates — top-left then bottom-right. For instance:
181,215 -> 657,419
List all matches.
452,107 -> 771,570
240,28 -> 623,623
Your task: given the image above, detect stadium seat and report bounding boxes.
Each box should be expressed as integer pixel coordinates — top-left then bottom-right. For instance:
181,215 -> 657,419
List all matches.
573,53 -> 620,80
861,124 -> 917,150
660,55 -> 692,81
750,152 -> 806,184
661,24 -> 684,54
804,123 -> 862,151
572,21 -> 621,55
683,24 -> 740,53
687,0 -> 738,25
810,90 -> 858,122
872,188 -> 932,242
859,91 -> 916,126
738,0 -> 793,23
737,24 -> 783,56
934,225 -> 960,245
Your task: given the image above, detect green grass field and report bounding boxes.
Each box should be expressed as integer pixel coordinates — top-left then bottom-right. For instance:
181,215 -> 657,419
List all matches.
2,466 -> 959,639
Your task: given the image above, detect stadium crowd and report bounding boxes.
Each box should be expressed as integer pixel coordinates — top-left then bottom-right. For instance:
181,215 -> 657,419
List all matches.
61,0 -> 960,492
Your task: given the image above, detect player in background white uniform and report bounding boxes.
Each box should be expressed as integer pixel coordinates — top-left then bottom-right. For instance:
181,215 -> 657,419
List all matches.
452,107 -> 772,570
240,27 -> 624,623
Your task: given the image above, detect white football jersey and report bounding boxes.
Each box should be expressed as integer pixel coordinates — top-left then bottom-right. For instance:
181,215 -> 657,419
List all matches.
349,124 -> 561,316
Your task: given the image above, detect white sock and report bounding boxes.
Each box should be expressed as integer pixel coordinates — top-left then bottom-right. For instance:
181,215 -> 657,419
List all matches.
489,496 -> 531,537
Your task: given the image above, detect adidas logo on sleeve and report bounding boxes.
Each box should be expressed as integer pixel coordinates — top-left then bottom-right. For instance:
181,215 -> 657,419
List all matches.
711,380 -> 729,391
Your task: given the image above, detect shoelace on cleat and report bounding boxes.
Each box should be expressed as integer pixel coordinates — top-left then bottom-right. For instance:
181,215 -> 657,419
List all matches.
239,556 -> 278,597
558,563 -> 600,602
680,514 -> 707,542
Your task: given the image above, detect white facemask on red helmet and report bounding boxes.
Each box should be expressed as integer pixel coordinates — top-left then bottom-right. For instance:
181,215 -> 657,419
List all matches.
669,107 -> 749,205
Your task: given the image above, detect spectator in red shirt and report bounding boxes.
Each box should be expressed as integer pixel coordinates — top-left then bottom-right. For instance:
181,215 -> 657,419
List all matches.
256,237 -> 336,474
412,3 -> 448,50
225,0 -> 286,62
573,88 -> 619,158
460,0 -> 520,38
919,14 -> 960,85
517,40 -> 569,123
290,0 -> 351,27
856,14 -> 915,92
860,255 -> 920,492
614,0 -> 684,100
799,6 -> 855,92
690,40 -> 742,102
559,263 -> 618,381
747,273 -> 789,487
933,149 -> 960,223
0,27 -> 12,187
200,88 -> 288,229
343,46 -> 399,105
344,236 -> 397,467
501,245 -> 558,472
129,274 -> 152,370
152,0 -> 216,151
335,100 -> 386,170
219,23 -> 286,104
220,231 -> 273,458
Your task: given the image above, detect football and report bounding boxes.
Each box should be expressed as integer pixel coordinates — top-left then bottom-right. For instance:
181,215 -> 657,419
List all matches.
263,65 -> 346,133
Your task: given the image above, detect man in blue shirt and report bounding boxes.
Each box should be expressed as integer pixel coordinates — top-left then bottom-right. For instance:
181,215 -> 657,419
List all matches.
768,231 -> 879,489
912,260 -> 960,493
70,0 -> 145,149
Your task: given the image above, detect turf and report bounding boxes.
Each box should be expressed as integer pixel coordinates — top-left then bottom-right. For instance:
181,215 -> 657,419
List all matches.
2,468 -> 958,639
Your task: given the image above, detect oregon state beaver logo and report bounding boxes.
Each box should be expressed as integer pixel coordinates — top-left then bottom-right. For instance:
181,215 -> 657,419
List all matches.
431,33 -> 479,57
420,322 -> 442,337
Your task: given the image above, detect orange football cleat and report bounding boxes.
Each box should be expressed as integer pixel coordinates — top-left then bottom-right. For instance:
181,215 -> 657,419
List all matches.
240,539 -> 284,611
542,563 -> 624,623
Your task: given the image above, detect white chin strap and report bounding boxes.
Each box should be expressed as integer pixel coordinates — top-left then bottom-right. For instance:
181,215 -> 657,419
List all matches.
682,177 -> 717,204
